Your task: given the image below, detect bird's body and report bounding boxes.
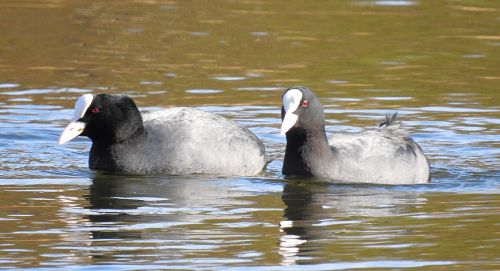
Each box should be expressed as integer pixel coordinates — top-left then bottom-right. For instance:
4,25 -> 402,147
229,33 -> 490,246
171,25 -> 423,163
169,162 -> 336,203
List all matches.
326,128 -> 429,184
281,87 -> 430,184
59,94 -> 266,176
90,107 -> 266,175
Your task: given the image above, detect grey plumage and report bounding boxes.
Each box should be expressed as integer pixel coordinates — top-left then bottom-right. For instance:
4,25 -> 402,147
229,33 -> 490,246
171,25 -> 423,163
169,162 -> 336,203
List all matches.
60,94 -> 266,176
95,107 -> 266,176
378,112 -> 400,128
327,126 -> 430,184
282,86 -> 430,184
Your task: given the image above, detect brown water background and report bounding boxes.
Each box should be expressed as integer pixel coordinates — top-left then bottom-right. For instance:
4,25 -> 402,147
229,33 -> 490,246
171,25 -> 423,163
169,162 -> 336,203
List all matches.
0,0 -> 499,270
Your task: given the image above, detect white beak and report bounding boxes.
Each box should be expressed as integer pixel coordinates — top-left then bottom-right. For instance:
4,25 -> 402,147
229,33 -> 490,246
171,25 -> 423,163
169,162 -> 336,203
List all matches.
58,94 -> 93,144
281,88 -> 303,135
58,121 -> 86,144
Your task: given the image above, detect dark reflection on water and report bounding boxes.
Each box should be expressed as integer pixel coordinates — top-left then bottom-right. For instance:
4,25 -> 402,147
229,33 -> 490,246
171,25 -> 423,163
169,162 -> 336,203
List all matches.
279,180 -> 419,265
72,174 -> 283,267
278,180 -> 499,269
280,181 -> 317,265
0,0 -> 499,269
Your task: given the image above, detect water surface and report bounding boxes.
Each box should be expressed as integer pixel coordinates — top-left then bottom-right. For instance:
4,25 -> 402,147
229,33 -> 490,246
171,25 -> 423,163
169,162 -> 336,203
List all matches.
0,0 -> 499,270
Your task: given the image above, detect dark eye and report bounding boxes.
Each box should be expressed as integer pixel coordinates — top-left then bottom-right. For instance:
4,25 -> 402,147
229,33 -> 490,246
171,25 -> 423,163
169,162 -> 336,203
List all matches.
91,107 -> 100,113
301,100 -> 309,108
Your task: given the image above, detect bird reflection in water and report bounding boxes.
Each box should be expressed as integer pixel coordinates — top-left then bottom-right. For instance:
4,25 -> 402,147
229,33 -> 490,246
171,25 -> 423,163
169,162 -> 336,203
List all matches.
279,180 -> 315,265
279,179 -> 422,265
83,173 -> 258,262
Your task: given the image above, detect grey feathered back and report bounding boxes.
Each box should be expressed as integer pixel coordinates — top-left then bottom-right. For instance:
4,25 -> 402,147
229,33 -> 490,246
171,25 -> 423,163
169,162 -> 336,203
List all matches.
112,107 -> 266,176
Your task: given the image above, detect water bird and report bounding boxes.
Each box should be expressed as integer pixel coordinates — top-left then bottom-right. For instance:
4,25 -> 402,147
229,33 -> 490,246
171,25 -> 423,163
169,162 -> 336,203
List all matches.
280,86 -> 430,184
58,94 -> 266,175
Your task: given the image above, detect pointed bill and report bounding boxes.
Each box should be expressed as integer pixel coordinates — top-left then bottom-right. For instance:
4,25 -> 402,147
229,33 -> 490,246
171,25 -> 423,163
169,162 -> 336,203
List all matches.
58,94 -> 93,144
281,112 -> 299,135
280,88 -> 302,135
58,121 -> 86,144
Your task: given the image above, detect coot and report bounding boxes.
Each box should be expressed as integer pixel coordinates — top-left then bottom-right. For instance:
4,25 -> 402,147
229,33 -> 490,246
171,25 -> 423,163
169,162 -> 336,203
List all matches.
281,87 -> 430,184
59,94 -> 266,176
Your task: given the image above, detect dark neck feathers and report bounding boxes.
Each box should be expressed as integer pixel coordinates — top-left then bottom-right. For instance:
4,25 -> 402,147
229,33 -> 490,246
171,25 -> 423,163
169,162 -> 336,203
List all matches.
283,126 -> 333,177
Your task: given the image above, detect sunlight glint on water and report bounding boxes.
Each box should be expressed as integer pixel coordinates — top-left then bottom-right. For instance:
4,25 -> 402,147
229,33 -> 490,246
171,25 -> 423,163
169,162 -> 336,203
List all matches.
0,0 -> 499,270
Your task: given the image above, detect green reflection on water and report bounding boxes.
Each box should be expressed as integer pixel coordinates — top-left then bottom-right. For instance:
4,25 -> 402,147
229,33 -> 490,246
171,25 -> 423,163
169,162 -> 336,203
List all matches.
0,0 -> 498,108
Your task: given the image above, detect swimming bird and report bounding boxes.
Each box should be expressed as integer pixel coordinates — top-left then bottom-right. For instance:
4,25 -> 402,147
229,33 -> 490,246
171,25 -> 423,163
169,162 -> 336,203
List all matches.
58,93 -> 266,176
280,87 -> 430,184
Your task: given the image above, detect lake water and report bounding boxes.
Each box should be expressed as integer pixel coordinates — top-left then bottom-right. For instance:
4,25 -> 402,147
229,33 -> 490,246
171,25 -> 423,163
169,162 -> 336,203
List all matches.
0,0 -> 499,270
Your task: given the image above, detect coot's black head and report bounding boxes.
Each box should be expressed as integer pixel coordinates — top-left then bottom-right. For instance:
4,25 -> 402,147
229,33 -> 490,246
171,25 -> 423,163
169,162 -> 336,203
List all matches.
281,86 -> 325,135
58,94 -> 144,145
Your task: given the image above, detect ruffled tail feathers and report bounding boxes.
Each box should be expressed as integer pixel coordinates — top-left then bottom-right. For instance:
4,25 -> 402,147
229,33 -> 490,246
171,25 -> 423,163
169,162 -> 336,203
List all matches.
378,112 -> 402,129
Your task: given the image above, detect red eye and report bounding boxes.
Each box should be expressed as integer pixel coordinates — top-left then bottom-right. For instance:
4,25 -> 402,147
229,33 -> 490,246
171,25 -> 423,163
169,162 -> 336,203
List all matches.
301,100 -> 309,108
91,107 -> 100,113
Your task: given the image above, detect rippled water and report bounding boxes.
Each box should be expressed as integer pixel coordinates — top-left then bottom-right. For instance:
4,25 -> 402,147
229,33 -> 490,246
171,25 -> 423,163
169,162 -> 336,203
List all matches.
0,0 -> 499,270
